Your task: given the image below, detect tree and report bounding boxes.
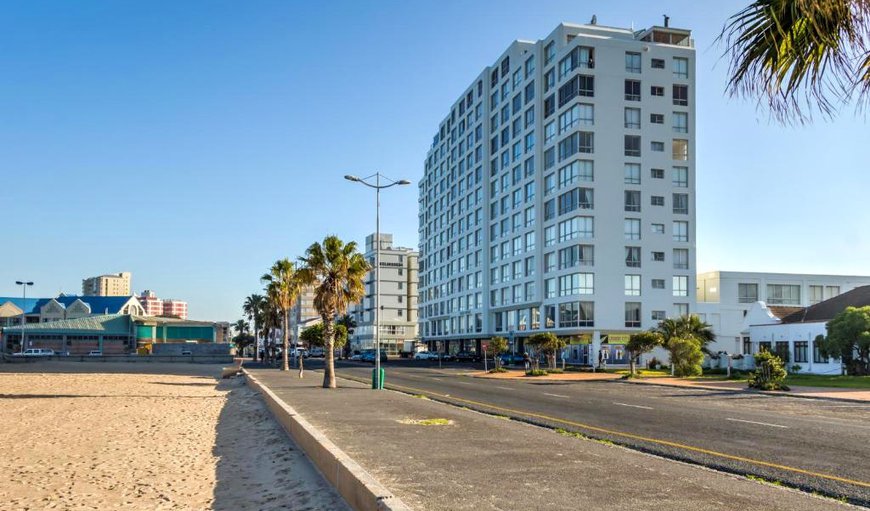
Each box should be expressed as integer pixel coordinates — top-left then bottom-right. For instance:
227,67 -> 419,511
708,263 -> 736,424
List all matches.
336,314 -> 357,359
820,306 -> 870,375
667,337 -> 705,377
300,323 -> 348,350
748,350 -> 789,390
487,336 -> 508,370
232,319 -> 253,356
243,294 -> 265,361
299,236 -> 369,389
720,0 -> 870,123
526,332 -> 567,370
626,331 -> 663,376
260,297 -> 281,364
262,259 -> 304,372
233,319 -> 249,336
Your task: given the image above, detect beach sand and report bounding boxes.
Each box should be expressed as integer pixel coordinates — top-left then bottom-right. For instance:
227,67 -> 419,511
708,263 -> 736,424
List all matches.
0,362 -> 349,510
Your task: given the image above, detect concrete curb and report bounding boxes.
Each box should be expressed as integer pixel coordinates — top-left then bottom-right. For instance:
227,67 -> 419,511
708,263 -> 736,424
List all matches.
242,369 -> 413,511
614,378 -> 870,404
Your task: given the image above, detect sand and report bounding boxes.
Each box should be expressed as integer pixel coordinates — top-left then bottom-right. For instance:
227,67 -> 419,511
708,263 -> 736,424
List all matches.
0,362 -> 349,510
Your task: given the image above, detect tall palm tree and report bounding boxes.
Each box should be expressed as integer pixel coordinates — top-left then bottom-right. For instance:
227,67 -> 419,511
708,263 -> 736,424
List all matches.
233,319 -> 249,335
655,315 -> 716,375
720,0 -> 870,122
243,294 -> 265,361
262,259 -> 303,372
261,298 -> 281,364
299,236 -> 369,389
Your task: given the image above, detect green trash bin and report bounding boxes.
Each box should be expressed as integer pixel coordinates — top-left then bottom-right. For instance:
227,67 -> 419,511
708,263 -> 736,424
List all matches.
372,368 -> 385,389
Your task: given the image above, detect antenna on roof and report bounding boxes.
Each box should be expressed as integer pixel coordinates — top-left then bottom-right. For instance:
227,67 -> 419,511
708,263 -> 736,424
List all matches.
663,14 -> 670,27
590,14 -> 597,25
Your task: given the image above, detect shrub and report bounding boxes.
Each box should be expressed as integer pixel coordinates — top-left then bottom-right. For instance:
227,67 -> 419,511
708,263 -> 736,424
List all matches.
488,367 -> 509,373
748,351 -> 789,391
525,369 -> 548,377
647,357 -> 661,370
668,337 -> 704,377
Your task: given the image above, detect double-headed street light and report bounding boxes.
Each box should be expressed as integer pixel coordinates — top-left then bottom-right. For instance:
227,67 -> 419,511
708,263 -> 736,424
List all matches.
15,281 -> 33,353
344,173 -> 410,390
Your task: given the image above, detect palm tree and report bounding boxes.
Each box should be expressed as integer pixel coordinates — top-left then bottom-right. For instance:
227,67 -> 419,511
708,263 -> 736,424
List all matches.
654,315 -> 716,375
336,314 -> 357,359
261,299 -> 281,364
262,259 -> 303,372
720,0 -> 870,122
299,236 -> 369,389
243,294 -> 265,361
233,319 -> 249,336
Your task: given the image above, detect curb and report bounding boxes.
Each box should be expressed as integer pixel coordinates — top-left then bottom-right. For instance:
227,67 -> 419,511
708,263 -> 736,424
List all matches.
614,378 -> 870,404
242,369 -> 413,511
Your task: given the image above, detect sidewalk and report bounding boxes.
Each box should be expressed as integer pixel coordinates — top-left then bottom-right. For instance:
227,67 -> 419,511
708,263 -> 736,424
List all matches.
623,377 -> 870,402
245,368 -> 849,511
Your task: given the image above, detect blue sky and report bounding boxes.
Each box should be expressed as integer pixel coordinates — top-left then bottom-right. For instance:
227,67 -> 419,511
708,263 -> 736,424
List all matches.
2,0 -> 868,321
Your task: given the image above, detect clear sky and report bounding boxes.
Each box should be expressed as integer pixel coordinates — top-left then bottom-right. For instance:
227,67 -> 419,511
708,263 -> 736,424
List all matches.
2,0 -> 868,322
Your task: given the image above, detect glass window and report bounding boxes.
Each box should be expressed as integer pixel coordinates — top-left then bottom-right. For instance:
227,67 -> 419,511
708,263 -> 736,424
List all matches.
672,193 -> 689,214
545,121 -> 556,144
651,58 -> 665,69
738,283 -> 758,303
625,52 -> 641,73
767,284 -> 800,305
625,246 -> 640,268
545,41 -> 555,65
651,86 -> 664,96
673,112 -> 688,133
673,276 -> 689,297
651,223 -> 665,234
651,141 -> 664,152
559,273 -> 594,296
794,341 -> 808,363
624,218 -> 641,240
624,79 -> 641,101
625,135 -> 641,157
673,84 -> 688,106
672,166 -> 688,187
673,249 -> 689,269
673,57 -> 689,79
625,275 -> 641,296
625,302 -> 641,328
651,168 -> 664,179
624,108 -> 641,129
672,139 -> 689,160
652,279 -> 665,289
624,163 -> 641,184
673,221 -> 689,242
650,113 -> 664,124
624,191 -> 641,212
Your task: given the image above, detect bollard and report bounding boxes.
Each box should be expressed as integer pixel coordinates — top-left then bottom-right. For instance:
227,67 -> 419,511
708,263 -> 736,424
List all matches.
372,367 -> 385,389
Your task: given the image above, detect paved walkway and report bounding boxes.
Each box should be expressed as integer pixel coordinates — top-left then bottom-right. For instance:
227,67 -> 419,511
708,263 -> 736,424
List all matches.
625,377 -> 870,402
246,367 -> 850,511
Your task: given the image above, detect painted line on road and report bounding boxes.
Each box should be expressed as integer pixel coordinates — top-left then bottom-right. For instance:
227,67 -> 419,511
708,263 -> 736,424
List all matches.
495,386 -> 513,390
543,393 -> 570,398
726,418 -> 789,429
454,381 -> 472,385
613,402 -> 653,410
334,370 -> 870,490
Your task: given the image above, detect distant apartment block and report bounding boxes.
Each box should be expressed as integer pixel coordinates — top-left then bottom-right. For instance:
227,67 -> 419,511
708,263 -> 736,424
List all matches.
696,270 -> 870,354
82,272 -> 132,296
350,233 -> 419,355
289,285 -> 320,341
137,290 -> 189,320
418,21 -> 695,364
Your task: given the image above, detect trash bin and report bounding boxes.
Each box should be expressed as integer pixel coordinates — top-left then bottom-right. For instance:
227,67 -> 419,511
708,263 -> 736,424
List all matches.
372,367 -> 385,389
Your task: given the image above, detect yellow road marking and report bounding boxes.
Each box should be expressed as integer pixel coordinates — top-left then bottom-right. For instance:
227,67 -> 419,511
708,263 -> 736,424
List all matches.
337,371 -> 870,489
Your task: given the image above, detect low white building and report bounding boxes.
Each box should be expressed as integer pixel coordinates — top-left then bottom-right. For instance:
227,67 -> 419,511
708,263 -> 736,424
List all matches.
696,270 -> 870,355
737,285 -> 870,374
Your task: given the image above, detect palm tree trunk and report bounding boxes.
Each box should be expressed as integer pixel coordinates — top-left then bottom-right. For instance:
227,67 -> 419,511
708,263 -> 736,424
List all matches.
281,309 -> 289,371
629,351 -> 636,376
322,316 -> 336,388
252,320 -> 258,362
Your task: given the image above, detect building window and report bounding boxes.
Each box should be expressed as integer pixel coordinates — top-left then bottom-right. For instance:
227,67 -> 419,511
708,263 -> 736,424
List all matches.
673,84 -> 688,106
651,310 -> 666,321
672,166 -> 688,187
651,195 -> 664,206
559,46 -> 594,78
625,52 -> 641,73
673,112 -> 688,133
625,302 -> 641,328
624,191 -> 641,212
673,57 -> 689,79
775,341 -> 790,363
559,103 -> 594,133
673,276 -> 689,297
673,248 -> 689,269
650,113 -> 664,124
651,223 -> 665,234
672,193 -> 689,214
624,107 -> 641,129
672,139 -> 689,160
651,58 -> 665,69
625,275 -> 641,296
558,160 -> 593,188
624,163 -> 641,184
652,279 -> 665,289
624,219 -> 641,240
625,80 -> 641,101
794,341 -> 808,363
672,221 -> 689,242
738,283 -> 758,303
651,168 -> 664,179
559,273 -> 594,296
544,252 -> 556,272
651,141 -> 664,152
825,285 -> 840,300
651,85 -> 664,96
545,41 -> 555,65
625,246 -> 641,268
767,284 -> 800,305
625,135 -> 641,157
813,341 -> 825,363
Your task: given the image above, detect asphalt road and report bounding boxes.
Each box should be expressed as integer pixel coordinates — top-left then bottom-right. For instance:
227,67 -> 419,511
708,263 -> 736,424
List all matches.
306,359 -> 870,506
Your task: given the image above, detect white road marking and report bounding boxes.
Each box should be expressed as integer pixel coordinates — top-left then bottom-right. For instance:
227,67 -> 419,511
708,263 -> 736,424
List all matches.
613,402 -> 653,410
544,393 -> 570,398
454,381 -> 472,385
495,386 -> 513,390
726,417 -> 789,429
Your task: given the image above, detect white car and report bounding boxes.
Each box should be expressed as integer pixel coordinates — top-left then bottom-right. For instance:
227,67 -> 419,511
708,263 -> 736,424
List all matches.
88,350 -> 103,356
413,351 -> 439,360
13,348 -> 54,357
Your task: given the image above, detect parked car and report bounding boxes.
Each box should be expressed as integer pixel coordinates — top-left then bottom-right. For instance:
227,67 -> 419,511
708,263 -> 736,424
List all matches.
13,348 -> 54,357
350,353 -> 363,361
454,350 -> 482,363
88,350 -> 103,356
499,353 -> 525,366
308,347 -> 325,357
413,351 -> 439,360
360,349 -> 388,364
436,352 -> 455,362
290,348 -> 309,358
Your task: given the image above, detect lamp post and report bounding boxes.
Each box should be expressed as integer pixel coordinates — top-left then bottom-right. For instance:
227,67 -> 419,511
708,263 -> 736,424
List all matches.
345,173 -> 410,390
15,281 -> 33,353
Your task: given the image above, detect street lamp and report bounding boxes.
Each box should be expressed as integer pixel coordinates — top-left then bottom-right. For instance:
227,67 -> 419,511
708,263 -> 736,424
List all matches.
344,173 -> 410,390
15,281 -> 33,353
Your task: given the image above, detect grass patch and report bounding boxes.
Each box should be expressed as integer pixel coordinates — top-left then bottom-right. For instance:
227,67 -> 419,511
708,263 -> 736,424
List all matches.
784,374 -> 870,389
412,394 -> 430,400
492,414 -> 511,420
613,369 -> 672,378
746,474 -> 782,487
525,369 -> 548,377
547,368 -> 564,374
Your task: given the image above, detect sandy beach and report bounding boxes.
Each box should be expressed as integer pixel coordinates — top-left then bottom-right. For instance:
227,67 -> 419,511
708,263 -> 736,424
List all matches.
0,362 -> 348,510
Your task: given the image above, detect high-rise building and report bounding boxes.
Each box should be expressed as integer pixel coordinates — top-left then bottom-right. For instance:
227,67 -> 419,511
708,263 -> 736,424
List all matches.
289,285 -> 319,341
349,233 -> 419,355
162,298 -> 188,320
418,21 -> 695,364
82,272 -> 132,296
138,290 -> 163,316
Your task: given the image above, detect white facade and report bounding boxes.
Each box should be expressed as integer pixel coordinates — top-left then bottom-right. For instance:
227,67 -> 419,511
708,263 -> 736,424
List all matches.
696,270 -> 870,355
350,233 -> 419,354
289,285 -> 320,341
418,21 -> 696,362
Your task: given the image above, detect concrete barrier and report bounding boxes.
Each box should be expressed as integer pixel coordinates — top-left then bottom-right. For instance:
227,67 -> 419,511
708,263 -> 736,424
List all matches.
243,369 -> 412,511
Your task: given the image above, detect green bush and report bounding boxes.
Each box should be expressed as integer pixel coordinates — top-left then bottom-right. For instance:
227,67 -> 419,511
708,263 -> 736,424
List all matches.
525,369 -> 548,377
547,368 -> 564,374
748,351 -> 789,391
647,357 -> 661,370
668,337 -> 704,377
488,367 -> 509,373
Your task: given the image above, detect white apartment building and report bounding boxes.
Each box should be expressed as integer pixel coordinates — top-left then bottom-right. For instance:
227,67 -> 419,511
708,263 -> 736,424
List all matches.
82,272 -> 132,296
289,285 -> 319,342
350,233 -> 419,355
696,270 -> 870,355
418,20 -> 696,364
